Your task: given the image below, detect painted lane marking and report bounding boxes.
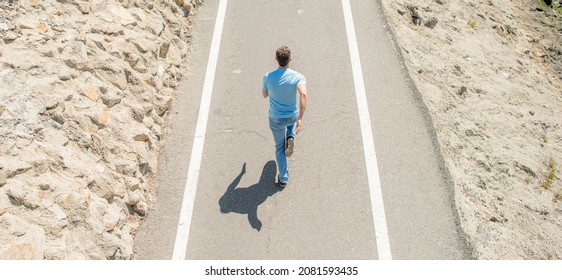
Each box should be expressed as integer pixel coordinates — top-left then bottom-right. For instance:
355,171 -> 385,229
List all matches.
341,0 -> 392,260
172,0 -> 229,260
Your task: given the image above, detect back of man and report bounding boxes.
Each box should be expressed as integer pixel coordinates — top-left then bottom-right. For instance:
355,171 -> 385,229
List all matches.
261,46 -> 307,188
263,68 -> 304,119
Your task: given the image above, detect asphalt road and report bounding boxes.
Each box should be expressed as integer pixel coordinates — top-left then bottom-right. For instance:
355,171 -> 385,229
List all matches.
133,0 -> 469,260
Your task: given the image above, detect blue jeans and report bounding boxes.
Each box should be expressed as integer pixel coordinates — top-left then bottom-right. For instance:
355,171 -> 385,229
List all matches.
268,116 -> 297,183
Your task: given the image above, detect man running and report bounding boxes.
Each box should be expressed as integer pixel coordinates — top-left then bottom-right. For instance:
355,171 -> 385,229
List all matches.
262,46 -> 308,188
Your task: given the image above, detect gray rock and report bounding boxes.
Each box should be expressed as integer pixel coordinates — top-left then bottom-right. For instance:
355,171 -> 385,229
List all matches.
183,2 -> 192,14
125,177 -> 140,191
98,69 -> 128,90
156,96 -> 173,116
0,169 -> 7,187
406,5 -> 422,26
1,214 -> 28,237
151,21 -> 165,36
425,17 -> 438,29
1,156 -> 32,178
133,132 -> 150,142
159,42 -> 170,58
130,37 -> 154,53
167,44 -> 182,66
48,204 -> 69,228
75,1 -> 91,14
126,188 -> 142,206
6,179 -> 41,210
51,110 -> 65,125
465,129 -> 476,137
520,164 -> 537,178
101,91 -> 122,108
88,178 -> 115,201
45,99 -> 59,110
115,159 -> 138,177
458,86 -> 467,96
2,47 -> 45,71
90,0 -> 105,12
2,31 -> 19,41
100,232 -> 121,259
0,21 -> 16,32
132,61 -> 147,73
110,5 -> 137,26
133,200 -> 147,216
103,203 -> 122,232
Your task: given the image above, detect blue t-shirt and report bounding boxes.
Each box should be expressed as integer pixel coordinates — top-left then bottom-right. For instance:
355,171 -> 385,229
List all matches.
262,68 -> 306,118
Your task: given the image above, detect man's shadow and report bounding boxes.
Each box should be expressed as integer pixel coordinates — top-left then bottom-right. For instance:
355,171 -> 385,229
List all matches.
219,161 -> 281,231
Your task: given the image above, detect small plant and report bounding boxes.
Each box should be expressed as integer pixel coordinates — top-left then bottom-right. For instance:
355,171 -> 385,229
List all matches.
541,158 -> 556,190
468,20 -> 477,28
546,253 -> 561,260
538,0 -> 562,16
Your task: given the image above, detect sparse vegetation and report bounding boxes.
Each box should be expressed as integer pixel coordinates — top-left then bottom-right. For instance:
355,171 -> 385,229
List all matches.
541,158 -> 556,190
538,0 -> 562,17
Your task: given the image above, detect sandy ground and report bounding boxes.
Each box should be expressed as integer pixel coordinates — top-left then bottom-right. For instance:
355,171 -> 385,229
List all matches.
380,0 -> 562,259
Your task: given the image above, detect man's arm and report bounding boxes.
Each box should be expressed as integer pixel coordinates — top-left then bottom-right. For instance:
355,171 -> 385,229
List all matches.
262,89 -> 268,98
296,82 -> 307,132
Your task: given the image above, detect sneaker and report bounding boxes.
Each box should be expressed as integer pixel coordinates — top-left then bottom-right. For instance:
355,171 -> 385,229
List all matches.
285,136 -> 294,157
277,176 -> 287,188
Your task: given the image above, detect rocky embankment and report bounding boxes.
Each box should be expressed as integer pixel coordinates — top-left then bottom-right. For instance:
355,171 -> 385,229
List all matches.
0,0 -> 200,259
381,0 -> 562,259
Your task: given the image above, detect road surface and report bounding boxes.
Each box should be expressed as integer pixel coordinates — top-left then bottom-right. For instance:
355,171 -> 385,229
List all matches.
134,0 -> 469,260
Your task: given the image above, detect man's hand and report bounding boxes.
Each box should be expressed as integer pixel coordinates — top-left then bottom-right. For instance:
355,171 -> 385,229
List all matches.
296,82 -> 307,135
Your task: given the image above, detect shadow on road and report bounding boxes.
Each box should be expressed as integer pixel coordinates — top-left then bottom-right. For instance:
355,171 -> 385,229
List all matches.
219,161 -> 281,231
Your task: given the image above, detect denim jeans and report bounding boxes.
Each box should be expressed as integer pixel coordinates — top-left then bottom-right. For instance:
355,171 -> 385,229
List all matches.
268,116 -> 298,183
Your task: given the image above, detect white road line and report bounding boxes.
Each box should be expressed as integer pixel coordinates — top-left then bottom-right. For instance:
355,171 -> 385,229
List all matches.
341,0 -> 392,260
172,0 -> 228,260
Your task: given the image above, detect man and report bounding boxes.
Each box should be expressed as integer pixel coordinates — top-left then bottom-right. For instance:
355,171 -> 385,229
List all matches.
262,46 -> 308,188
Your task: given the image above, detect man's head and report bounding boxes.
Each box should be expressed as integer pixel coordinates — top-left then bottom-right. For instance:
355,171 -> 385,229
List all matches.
275,46 -> 291,67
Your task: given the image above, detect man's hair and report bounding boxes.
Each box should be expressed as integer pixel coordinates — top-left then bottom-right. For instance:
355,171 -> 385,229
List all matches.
276,46 -> 291,67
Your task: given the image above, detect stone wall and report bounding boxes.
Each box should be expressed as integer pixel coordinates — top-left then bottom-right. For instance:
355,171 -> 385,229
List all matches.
0,0 -> 201,259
